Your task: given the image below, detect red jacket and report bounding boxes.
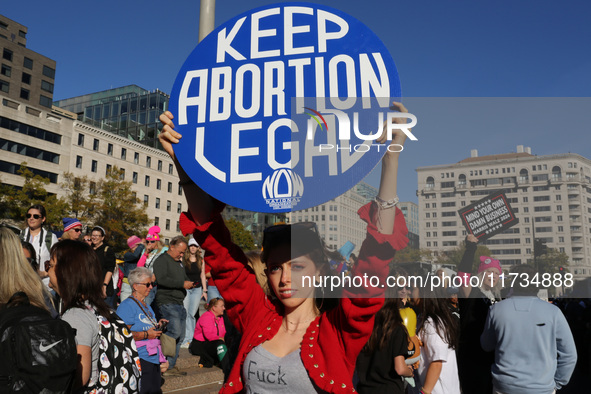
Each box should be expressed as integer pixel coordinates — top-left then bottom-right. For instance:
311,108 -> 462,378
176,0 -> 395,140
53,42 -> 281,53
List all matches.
180,202 -> 408,393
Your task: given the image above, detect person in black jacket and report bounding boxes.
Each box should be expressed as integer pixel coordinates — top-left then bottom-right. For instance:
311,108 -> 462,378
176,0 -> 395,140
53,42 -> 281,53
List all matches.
457,234 -> 502,394
91,226 -> 117,309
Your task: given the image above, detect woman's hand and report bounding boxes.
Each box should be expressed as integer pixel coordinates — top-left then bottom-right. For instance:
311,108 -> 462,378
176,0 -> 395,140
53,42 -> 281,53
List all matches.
158,111 -> 181,160
160,361 -> 169,373
147,327 -> 163,339
376,101 -> 411,153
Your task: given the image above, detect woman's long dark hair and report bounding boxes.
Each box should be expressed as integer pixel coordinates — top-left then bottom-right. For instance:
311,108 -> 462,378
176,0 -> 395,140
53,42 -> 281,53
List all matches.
51,240 -> 112,320
364,297 -> 408,352
419,286 -> 459,349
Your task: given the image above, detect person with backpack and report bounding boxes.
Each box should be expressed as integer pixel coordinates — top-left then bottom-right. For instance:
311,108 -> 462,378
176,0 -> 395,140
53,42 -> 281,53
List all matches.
48,239 -> 141,393
0,226 -> 76,392
19,204 -> 57,289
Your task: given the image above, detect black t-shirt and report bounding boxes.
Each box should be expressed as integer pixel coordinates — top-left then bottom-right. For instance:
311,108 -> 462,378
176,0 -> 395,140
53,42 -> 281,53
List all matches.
184,260 -> 202,283
356,325 -> 408,394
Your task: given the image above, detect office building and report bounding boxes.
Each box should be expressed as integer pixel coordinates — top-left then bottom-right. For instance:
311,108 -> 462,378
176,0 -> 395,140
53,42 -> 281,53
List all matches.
417,145 -> 591,278
54,85 -> 169,149
398,201 -> 419,249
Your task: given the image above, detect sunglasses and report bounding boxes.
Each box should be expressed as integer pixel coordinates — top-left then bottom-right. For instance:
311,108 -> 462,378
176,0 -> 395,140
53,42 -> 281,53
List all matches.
26,214 -> 42,219
147,240 -> 156,244
44,260 -> 54,271
137,282 -> 157,288
72,228 -> 82,233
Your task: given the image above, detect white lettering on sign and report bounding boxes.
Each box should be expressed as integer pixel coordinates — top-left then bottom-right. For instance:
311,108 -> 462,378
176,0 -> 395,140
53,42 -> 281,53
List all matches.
230,122 -> 262,183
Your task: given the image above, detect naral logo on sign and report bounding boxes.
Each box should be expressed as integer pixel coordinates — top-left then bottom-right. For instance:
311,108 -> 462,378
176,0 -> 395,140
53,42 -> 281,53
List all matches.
169,2 -> 402,212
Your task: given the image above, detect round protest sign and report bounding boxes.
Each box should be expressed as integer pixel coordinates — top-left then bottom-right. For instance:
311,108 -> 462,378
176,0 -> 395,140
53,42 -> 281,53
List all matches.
169,2 -> 401,212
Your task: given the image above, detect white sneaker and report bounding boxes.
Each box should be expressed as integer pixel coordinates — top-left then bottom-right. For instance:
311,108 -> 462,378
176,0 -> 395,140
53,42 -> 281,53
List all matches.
180,341 -> 190,348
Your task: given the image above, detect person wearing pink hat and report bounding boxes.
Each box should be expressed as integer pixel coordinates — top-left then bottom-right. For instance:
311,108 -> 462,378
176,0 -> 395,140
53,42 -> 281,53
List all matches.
137,226 -> 168,306
119,235 -> 146,302
457,234 -> 502,394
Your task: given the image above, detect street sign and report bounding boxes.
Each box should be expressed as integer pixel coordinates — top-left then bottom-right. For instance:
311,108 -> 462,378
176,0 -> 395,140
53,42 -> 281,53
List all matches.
169,2 -> 401,212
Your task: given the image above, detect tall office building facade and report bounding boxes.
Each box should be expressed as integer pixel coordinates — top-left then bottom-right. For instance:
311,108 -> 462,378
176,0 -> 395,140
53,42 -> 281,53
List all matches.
398,201 -> 419,249
417,146 -> 591,278
54,85 -> 169,149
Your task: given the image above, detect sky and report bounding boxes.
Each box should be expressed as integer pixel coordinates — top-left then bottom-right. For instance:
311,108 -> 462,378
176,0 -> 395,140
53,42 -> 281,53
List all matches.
3,0 -> 591,203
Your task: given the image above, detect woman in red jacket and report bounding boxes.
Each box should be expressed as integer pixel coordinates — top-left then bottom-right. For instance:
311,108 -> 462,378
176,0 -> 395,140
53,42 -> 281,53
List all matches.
158,103 -> 411,393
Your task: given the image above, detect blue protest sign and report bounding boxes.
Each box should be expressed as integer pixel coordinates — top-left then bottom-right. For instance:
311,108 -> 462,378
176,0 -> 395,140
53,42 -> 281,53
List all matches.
169,2 -> 401,212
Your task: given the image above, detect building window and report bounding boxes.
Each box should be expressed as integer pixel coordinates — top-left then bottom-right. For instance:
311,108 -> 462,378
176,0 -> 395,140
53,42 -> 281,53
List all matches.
91,160 -> 97,173
176,221 -> 181,232
76,156 -> 82,169
39,95 -> 52,108
155,198 -> 160,209
158,160 -> 162,171
156,179 -> 161,190
154,217 -> 159,226
0,79 -> 9,93
20,88 -> 29,100
3,49 -> 13,61
132,172 -> 138,184
146,156 -> 151,168
169,163 -> 173,174
168,182 -> 173,193
107,143 -> 113,156
121,148 -> 127,160
120,168 -> 125,180
134,152 -> 139,164
23,57 -> 33,69
165,219 -> 171,231
93,139 -> 99,151
144,195 -> 149,206
178,185 -> 183,196
77,133 -> 84,146
0,64 -> 10,77
41,80 -> 54,93
177,203 -> 182,214
145,176 -> 150,187
21,73 -> 31,85
42,65 -> 55,79
167,200 -> 171,212
89,182 -> 96,195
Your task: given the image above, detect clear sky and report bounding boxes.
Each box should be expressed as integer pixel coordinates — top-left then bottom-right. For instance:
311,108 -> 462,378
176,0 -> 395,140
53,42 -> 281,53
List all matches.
3,0 -> 590,202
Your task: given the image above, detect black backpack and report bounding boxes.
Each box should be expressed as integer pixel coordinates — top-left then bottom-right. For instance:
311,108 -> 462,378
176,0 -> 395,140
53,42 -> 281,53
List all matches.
89,308 -> 141,393
0,292 -> 77,393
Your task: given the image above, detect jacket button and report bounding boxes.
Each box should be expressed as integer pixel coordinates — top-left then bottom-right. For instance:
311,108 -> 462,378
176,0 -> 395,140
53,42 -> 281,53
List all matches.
229,382 -> 233,387
309,344 -> 313,347
258,334 -> 262,338
342,383 -> 346,388
309,354 -> 313,357
311,331 -> 316,333
314,364 -> 318,368
267,327 -> 271,330
320,373 -> 325,378
330,380 -> 334,384
309,337 -> 314,340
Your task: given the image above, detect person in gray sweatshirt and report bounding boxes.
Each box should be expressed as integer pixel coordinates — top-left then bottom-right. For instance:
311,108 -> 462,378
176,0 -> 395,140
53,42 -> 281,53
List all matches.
480,264 -> 577,394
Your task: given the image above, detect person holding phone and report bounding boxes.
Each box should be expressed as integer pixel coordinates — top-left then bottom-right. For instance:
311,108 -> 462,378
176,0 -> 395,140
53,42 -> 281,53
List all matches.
117,267 -> 169,393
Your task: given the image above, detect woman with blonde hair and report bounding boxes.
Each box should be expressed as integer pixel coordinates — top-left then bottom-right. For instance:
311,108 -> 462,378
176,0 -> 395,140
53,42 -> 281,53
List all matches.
182,238 -> 207,346
0,226 -> 51,312
138,225 -> 168,305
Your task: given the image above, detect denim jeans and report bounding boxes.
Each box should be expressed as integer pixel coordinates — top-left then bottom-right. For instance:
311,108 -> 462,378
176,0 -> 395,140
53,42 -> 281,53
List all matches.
183,286 -> 202,343
155,303 -> 186,368
207,285 -> 221,302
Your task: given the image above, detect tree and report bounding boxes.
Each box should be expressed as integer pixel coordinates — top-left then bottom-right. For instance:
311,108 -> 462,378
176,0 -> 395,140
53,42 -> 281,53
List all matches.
60,172 -> 99,222
1,163 -> 68,230
393,247 -> 433,263
91,167 -> 150,253
225,217 -> 255,250
533,248 -> 569,275
435,240 -> 492,272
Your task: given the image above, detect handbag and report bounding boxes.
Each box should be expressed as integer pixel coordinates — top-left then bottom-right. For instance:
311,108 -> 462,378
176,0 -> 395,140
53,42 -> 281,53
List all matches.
159,333 -> 177,358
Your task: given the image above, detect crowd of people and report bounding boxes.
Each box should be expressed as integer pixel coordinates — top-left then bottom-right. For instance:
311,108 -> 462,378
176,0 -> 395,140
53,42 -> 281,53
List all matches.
0,104 -> 586,394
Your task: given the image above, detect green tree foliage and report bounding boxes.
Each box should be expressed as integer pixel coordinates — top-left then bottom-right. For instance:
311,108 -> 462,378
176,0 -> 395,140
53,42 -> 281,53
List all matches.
225,217 -> 255,250
91,167 -> 150,253
1,164 -> 68,230
533,248 -> 570,275
393,246 -> 433,263
435,240 -> 492,272
60,172 -> 99,222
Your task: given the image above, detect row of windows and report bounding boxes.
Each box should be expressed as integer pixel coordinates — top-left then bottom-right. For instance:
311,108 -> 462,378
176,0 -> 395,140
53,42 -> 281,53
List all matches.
152,216 -> 177,232
77,133 -> 174,174
0,79 -> 52,107
1,47 -> 55,78
0,159 -> 57,183
0,116 -> 61,144
0,138 -> 59,164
